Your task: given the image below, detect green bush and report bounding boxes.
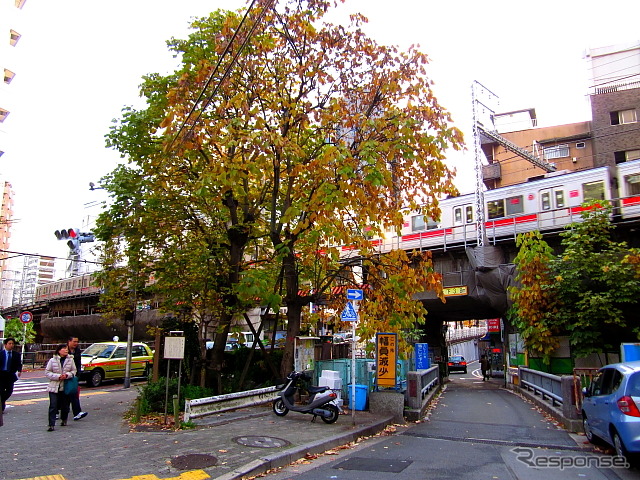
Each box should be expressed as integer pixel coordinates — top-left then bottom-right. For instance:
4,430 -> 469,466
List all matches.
135,377 -> 215,415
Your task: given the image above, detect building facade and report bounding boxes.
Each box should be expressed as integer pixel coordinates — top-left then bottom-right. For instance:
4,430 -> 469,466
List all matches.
586,42 -> 640,167
480,108 -> 593,189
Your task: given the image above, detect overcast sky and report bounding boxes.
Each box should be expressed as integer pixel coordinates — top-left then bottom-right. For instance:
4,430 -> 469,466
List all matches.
4,0 -> 638,277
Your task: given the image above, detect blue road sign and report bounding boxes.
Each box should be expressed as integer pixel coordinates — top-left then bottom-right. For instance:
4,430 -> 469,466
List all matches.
346,289 -> 363,301
341,301 -> 358,321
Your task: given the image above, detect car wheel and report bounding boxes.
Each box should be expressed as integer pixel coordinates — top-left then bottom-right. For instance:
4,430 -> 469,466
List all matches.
272,399 -> 289,416
613,430 -> 634,465
89,369 -> 104,388
321,404 -> 339,424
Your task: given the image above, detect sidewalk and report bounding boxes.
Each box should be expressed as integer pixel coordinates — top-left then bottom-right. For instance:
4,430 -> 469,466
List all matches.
0,386 -> 393,480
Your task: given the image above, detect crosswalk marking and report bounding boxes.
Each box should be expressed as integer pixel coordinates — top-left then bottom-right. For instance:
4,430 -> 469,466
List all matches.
12,379 -> 48,395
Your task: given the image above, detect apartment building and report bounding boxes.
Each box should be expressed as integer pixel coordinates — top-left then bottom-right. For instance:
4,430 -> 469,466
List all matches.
586,41 -> 640,167
480,108 -> 593,189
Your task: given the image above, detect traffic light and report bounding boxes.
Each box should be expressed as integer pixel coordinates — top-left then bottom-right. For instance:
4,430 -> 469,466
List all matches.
54,228 -> 95,253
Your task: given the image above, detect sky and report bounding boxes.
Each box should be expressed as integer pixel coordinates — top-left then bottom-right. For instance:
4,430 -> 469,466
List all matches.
3,0 -> 639,278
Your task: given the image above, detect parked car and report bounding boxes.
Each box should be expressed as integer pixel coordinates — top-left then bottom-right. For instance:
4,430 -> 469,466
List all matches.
447,355 -> 467,374
582,361 -> 640,465
80,342 -> 153,387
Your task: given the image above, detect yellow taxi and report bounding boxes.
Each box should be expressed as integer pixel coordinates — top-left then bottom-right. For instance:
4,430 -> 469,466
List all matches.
80,342 -> 153,387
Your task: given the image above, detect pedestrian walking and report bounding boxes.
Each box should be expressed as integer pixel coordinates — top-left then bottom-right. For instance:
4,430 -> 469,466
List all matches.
480,354 -> 490,381
0,337 -> 22,412
67,336 -> 88,421
45,344 -> 77,431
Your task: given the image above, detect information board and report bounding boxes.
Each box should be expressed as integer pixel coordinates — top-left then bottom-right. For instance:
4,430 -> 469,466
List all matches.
376,333 -> 397,388
164,336 -> 185,360
415,343 -> 430,370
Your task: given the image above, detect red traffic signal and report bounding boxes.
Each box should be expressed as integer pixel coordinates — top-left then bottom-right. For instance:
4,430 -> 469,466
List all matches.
54,228 -> 78,240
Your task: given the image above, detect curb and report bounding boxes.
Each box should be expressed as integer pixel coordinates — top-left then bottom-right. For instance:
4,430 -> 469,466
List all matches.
212,415 -> 394,480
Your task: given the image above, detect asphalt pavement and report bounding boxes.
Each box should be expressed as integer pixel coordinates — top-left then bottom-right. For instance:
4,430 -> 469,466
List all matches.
0,378 -> 393,480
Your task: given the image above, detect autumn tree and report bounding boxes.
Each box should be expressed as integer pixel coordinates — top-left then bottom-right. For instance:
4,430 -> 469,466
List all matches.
160,0 -> 462,375
508,231 -> 559,365
98,0 -> 462,383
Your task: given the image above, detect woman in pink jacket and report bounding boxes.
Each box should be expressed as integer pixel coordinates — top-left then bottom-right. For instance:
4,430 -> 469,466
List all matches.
45,344 -> 77,431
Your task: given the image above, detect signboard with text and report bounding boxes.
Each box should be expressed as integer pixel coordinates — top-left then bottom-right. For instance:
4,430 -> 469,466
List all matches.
487,318 -> 501,333
376,333 -> 397,388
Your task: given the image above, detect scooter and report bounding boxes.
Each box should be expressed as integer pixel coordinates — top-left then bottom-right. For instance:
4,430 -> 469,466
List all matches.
272,371 -> 342,423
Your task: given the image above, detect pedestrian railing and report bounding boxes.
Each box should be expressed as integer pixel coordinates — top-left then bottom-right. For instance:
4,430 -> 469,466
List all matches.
183,385 -> 278,422
518,367 -> 563,406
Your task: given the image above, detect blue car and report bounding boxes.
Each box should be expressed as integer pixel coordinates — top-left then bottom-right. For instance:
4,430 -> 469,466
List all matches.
582,361 -> 640,464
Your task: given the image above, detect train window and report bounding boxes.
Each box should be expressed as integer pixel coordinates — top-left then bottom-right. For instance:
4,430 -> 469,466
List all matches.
412,215 -> 425,231
453,207 -> 463,224
583,181 -> 605,201
625,175 -> 640,196
465,205 -> 474,223
505,195 -> 524,216
541,191 -> 551,211
555,190 -> 565,208
412,215 -> 437,231
487,200 -> 505,219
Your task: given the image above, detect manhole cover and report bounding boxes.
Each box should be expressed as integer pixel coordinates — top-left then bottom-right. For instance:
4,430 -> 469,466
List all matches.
333,457 -> 412,473
233,435 -> 290,448
171,453 -> 218,470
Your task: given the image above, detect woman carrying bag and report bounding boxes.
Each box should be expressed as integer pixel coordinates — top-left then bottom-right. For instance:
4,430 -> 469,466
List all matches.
45,344 -> 77,431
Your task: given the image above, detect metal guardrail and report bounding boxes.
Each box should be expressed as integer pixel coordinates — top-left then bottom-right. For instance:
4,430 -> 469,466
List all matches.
405,366 -> 439,411
518,367 -> 563,406
183,386 -> 278,422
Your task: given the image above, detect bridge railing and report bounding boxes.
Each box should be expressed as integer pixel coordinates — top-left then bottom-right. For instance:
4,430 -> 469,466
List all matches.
517,367 -> 580,427
405,365 -> 439,411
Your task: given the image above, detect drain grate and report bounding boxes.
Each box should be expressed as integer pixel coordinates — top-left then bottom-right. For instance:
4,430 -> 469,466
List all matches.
233,435 -> 290,448
333,457 -> 412,473
171,453 -> 218,470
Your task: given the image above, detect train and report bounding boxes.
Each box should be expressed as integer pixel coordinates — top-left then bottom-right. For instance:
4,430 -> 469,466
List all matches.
35,273 -> 100,302
35,160 -> 640,302
361,159 -> 640,254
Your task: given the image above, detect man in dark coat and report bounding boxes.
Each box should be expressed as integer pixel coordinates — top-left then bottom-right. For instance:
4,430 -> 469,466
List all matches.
67,336 -> 88,420
0,337 -> 22,411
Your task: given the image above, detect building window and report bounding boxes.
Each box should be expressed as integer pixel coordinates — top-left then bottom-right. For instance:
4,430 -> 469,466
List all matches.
610,109 -> 637,125
583,181 -> 605,201
10,30 -> 21,47
576,142 -> 586,149
614,149 -> 640,164
505,195 -> 524,216
625,174 -> 640,196
543,144 -> 569,160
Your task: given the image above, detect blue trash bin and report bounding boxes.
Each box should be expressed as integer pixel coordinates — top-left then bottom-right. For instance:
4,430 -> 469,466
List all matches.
348,384 -> 368,411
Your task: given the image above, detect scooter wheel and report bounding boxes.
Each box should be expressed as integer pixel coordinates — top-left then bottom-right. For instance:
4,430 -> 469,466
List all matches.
272,399 -> 289,417
321,404 -> 339,424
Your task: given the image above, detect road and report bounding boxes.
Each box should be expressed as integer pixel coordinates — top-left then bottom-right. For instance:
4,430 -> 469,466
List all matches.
262,362 -> 640,480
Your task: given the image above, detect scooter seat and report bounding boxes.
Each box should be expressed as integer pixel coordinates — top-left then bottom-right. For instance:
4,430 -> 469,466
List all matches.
307,385 -> 329,394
